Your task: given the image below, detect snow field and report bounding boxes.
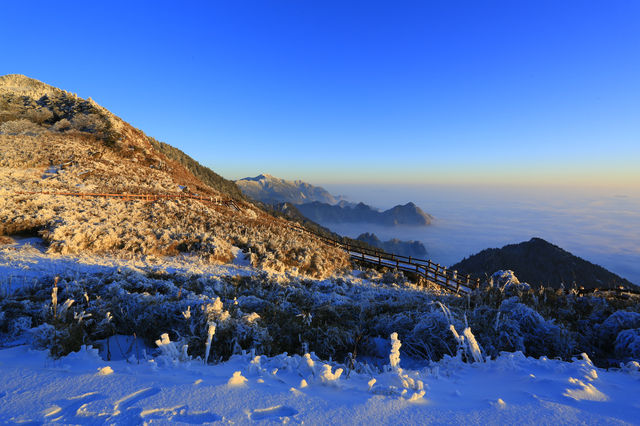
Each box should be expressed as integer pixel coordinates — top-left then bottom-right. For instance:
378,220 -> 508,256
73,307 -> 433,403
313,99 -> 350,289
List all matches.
0,343 -> 639,424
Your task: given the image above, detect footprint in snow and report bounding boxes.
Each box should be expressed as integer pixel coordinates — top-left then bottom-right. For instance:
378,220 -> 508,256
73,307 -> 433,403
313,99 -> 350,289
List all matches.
249,405 -> 298,421
108,387 -> 161,421
43,391 -> 105,423
141,405 -> 222,424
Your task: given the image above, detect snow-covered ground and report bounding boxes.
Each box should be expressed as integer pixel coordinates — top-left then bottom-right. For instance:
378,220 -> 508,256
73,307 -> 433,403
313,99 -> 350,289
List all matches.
1,240 -> 639,424
1,344 -> 639,424
0,237 -> 255,296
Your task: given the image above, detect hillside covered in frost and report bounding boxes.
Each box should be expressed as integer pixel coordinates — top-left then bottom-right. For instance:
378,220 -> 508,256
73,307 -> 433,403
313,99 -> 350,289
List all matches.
0,74 -> 349,278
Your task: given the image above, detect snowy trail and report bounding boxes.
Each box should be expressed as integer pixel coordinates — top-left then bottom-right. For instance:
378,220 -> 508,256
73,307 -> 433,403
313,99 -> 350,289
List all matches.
0,346 -> 638,425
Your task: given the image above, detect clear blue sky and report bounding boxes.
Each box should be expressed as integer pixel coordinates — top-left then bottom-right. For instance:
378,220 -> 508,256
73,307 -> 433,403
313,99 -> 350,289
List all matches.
2,0 -> 639,186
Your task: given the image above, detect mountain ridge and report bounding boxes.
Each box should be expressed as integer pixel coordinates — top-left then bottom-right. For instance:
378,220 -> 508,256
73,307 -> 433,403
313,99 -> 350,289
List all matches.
237,174 -> 433,227
236,173 -> 340,205
297,200 -> 433,226
451,237 -> 637,290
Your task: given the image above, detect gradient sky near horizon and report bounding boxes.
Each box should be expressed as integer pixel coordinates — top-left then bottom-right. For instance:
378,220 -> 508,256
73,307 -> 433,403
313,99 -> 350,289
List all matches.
2,0 -> 639,187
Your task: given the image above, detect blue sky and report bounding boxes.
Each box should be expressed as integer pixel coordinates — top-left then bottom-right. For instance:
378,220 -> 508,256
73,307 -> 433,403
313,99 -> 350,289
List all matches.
2,1 -> 639,186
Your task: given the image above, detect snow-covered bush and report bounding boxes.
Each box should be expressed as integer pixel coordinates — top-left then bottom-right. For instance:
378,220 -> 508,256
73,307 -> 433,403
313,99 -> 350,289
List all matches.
0,119 -> 46,136
52,118 -> 71,132
1,262 -> 638,368
30,323 -> 56,349
404,310 -> 458,361
70,113 -> 107,134
490,270 -> 531,293
155,333 -> 190,364
598,311 -> 640,344
614,329 -> 640,361
493,297 -> 567,358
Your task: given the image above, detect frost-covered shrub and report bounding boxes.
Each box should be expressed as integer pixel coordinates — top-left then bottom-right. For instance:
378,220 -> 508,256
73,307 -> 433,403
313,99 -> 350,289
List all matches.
70,113 -> 107,134
621,360 -> 640,376
0,119 -> 45,135
614,329 -> 640,361
9,316 -> 33,335
598,311 -> 640,344
491,270 -> 520,288
52,118 -> 71,132
486,270 -> 531,296
25,107 -> 54,124
405,311 -> 458,361
494,297 -> 568,358
0,300 -> 38,333
382,270 -> 408,285
155,333 -> 190,364
30,323 -> 56,349
2,263 -> 639,367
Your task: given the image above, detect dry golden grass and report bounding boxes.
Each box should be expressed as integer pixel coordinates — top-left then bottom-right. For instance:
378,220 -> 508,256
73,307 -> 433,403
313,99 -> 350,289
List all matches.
0,75 -> 350,278
0,235 -> 14,245
0,188 -> 349,277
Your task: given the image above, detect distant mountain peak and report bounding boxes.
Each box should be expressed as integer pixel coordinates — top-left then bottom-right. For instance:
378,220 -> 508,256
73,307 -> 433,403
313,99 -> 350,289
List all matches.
236,174 -> 340,205
242,174 -> 270,182
255,173 -> 274,179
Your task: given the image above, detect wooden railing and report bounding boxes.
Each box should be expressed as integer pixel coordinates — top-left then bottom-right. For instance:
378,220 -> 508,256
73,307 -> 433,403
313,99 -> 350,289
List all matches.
13,191 -> 241,210
288,223 -> 478,293
8,190 -> 476,293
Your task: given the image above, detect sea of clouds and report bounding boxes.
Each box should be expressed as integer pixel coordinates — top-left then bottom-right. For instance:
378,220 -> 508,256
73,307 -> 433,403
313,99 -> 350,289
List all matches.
321,184 -> 640,285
